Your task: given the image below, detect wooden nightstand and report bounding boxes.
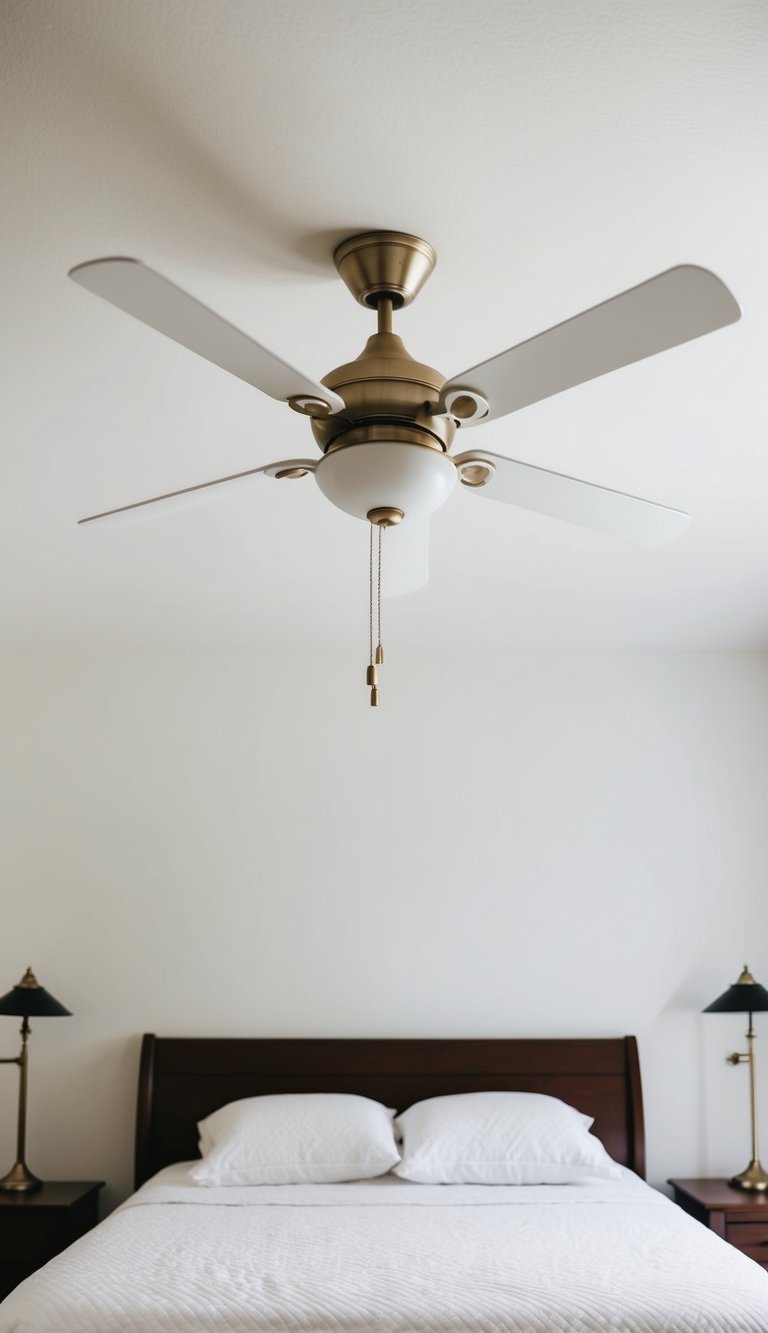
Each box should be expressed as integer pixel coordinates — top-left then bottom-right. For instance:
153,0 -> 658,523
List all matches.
669,1178 -> 768,1269
0,1181 -> 103,1300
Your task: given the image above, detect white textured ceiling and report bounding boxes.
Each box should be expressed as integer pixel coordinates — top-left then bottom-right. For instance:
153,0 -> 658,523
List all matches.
2,0 -> 768,651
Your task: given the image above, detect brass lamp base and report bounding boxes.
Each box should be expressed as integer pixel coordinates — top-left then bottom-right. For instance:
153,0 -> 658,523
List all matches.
729,1159 -> 768,1192
0,1160 -> 42,1193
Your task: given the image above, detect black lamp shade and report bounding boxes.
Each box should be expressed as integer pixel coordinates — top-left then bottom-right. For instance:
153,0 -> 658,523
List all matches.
704,965 -> 768,1015
0,969 -> 71,1019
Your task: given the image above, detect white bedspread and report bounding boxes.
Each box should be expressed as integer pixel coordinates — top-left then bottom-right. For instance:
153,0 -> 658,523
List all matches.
2,1165 -> 768,1332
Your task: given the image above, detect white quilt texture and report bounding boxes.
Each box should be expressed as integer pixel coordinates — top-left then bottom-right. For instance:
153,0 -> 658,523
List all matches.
2,1165 -> 768,1332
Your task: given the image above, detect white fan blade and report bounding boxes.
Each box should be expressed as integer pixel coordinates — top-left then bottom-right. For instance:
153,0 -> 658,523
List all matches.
78,460 -> 317,527
382,519 -> 430,597
441,266 -> 740,424
454,451 -> 690,547
69,258 -> 345,414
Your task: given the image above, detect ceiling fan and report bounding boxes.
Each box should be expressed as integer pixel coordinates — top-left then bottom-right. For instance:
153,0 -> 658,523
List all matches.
69,231 -> 740,702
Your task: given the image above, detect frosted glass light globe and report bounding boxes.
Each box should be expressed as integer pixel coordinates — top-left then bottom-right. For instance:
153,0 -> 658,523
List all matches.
314,442 -> 457,522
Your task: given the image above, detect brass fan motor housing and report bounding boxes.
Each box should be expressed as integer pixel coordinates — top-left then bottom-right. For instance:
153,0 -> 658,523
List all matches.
312,231 -> 456,456
313,331 -> 455,455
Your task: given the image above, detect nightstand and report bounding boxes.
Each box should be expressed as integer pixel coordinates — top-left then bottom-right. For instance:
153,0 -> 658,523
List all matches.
0,1181 -> 103,1300
669,1178 -> 768,1269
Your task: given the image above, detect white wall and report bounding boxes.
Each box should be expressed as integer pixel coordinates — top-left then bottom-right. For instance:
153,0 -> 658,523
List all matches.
0,650 -> 766,1210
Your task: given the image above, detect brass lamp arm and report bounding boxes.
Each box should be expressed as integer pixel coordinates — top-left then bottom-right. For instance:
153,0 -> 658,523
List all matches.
0,1019 -> 29,1065
728,1051 -> 750,1065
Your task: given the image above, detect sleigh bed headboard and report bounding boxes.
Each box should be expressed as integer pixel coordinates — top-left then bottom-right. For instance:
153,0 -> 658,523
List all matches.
135,1034 -> 645,1188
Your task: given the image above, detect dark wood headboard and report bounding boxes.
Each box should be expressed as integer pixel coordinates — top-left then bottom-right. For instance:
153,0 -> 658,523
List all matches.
135,1035 -> 645,1188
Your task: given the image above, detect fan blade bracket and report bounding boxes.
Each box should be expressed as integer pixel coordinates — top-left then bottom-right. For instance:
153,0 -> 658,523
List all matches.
287,395 -> 342,418
441,388 -> 490,426
262,459 -> 318,479
454,454 -> 497,488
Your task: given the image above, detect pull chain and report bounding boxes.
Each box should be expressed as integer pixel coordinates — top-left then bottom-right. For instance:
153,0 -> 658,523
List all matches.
364,508 -> 401,706
376,524 -> 384,666
368,524 -> 374,673
366,522 -> 379,705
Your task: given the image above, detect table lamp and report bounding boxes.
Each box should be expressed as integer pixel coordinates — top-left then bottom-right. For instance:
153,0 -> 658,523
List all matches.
703,963 -> 768,1191
0,967 -> 72,1192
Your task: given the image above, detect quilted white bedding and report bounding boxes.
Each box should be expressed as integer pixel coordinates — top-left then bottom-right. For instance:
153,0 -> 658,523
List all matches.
2,1165 -> 768,1332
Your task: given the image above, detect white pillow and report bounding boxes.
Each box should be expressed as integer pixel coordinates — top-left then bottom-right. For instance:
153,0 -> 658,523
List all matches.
393,1091 -> 620,1184
189,1092 -> 400,1186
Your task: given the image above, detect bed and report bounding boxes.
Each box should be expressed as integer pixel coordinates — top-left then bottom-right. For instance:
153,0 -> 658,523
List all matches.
1,1034 -> 768,1332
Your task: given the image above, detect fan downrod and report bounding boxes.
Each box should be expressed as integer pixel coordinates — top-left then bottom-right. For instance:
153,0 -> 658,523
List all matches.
333,231 -> 436,309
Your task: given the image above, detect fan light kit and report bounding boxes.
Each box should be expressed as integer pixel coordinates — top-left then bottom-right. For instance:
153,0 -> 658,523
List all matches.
69,231 -> 740,705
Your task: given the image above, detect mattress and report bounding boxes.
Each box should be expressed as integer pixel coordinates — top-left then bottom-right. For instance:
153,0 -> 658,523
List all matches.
2,1164 -> 768,1331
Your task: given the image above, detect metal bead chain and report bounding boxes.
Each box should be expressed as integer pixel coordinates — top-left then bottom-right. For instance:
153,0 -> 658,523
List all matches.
369,523 -> 374,669
376,524 -> 384,665
366,522 -> 379,705
364,521 -> 386,706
